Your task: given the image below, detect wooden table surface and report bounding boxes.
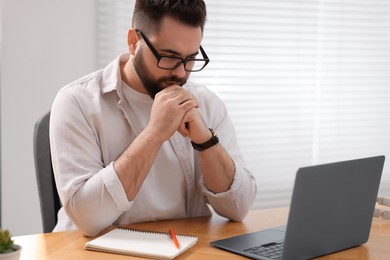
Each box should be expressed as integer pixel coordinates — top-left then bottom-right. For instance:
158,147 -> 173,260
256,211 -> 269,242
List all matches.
14,207 -> 390,259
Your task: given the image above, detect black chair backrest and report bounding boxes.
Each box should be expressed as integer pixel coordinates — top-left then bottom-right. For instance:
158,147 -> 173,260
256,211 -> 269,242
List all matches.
33,112 -> 61,233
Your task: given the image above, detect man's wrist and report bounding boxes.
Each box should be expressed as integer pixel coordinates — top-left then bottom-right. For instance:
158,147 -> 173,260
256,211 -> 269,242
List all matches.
191,128 -> 219,151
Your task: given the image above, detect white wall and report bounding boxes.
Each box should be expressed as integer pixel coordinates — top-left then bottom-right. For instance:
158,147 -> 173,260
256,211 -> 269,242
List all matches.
1,0 -> 97,235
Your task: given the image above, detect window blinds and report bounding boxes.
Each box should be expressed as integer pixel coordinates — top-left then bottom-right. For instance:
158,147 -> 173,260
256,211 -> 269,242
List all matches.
97,0 -> 390,209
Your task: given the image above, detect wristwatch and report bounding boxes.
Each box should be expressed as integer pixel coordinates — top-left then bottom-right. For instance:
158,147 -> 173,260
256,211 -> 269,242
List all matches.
191,128 -> 219,151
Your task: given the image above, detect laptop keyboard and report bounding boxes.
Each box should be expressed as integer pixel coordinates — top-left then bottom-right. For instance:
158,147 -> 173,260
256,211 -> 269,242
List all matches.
244,241 -> 284,259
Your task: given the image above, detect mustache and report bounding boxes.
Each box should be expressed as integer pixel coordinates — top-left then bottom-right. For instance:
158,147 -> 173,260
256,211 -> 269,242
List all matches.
158,76 -> 187,86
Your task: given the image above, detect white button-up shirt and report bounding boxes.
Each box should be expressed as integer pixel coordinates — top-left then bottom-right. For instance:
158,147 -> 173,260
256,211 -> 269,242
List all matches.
50,54 -> 257,237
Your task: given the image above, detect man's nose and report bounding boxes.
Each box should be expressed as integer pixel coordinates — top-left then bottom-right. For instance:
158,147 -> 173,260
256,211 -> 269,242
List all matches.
171,63 -> 187,79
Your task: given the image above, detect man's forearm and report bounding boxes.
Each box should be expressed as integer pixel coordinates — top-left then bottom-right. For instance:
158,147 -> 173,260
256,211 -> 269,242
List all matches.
114,128 -> 164,201
198,143 -> 235,193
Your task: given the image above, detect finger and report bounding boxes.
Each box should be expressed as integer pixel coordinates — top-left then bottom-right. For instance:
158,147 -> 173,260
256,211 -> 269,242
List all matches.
160,86 -> 198,105
178,112 -> 192,136
177,126 -> 187,137
179,99 -> 198,111
178,122 -> 189,137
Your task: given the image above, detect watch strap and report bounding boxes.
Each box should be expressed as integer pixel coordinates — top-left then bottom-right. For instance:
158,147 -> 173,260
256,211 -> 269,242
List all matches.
191,128 -> 219,151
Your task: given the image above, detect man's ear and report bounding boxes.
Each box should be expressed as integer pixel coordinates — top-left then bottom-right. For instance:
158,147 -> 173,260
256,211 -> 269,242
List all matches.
127,29 -> 140,54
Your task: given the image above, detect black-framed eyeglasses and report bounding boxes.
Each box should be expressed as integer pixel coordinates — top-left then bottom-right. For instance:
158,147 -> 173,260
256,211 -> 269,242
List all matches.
135,29 -> 210,72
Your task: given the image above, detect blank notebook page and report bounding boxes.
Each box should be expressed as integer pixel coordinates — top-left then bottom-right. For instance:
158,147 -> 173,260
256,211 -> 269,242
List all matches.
85,228 -> 198,260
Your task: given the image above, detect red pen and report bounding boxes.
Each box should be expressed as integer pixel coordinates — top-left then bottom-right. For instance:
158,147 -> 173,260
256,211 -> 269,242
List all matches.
169,228 -> 180,249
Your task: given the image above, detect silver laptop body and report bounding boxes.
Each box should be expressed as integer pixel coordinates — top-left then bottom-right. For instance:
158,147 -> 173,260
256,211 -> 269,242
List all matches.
211,156 -> 385,260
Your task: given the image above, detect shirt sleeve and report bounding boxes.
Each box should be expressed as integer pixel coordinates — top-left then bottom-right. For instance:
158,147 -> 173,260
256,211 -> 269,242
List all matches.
50,86 -> 132,237
194,86 -> 257,221
200,158 -> 257,221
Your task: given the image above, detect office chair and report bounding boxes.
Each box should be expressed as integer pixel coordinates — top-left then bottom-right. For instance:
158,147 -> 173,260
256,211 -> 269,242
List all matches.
33,111 -> 62,233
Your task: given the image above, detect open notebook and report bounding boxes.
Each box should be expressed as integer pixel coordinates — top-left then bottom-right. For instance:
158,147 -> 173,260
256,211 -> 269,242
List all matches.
85,228 -> 197,259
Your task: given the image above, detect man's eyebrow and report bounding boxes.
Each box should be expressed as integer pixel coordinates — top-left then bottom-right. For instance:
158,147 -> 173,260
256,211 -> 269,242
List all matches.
160,48 -> 199,57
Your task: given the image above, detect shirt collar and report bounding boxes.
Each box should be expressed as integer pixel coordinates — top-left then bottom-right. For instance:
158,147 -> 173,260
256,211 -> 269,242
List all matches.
101,53 -> 130,94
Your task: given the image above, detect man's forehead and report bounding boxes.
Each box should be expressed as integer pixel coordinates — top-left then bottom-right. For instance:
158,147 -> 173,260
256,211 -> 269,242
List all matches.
151,18 -> 202,55
156,17 -> 201,40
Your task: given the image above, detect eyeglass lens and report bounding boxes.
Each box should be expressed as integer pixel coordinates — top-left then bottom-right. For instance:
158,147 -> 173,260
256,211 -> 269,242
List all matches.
158,56 -> 207,71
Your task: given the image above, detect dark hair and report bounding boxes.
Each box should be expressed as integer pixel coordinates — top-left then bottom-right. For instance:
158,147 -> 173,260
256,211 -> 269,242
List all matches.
132,0 -> 206,35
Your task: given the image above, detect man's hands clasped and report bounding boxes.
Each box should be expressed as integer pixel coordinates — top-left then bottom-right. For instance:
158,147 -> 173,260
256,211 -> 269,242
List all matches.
148,85 -> 212,145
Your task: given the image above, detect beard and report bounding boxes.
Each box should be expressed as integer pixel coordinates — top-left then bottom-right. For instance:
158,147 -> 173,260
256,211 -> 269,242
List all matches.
133,48 -> 187,99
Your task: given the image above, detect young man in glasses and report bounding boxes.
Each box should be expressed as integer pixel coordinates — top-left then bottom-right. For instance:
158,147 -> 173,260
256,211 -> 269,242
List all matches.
50,0 -> 257,237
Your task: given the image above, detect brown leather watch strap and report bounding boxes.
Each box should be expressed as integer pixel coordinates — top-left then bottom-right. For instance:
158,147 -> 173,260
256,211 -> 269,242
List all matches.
191,128 -> 219,151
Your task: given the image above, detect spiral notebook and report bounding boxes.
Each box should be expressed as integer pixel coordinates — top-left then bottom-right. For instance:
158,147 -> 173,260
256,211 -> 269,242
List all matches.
85,228 -> 198,259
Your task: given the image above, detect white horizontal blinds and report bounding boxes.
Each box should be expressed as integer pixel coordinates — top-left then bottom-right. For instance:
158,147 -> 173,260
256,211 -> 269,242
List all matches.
96,0 -> 390,210
194,1 -> 324,209
191,0 -> 390,209
96,0 -> 134,68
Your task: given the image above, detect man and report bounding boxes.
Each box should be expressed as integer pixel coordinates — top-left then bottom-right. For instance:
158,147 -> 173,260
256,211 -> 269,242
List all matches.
50,0 -> 257,237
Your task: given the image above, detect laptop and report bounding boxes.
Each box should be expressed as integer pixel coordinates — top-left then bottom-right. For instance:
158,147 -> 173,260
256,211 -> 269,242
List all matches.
211,155 -> 385,260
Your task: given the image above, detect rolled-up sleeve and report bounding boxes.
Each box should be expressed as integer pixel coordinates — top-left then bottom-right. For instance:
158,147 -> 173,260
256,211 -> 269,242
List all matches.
191,85 -> 257,221
50,84 -> 132,237
200,158 -> 257,221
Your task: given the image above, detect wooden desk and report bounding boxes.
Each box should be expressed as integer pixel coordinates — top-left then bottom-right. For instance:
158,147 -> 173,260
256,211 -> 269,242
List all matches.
13,208 -> 390,259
